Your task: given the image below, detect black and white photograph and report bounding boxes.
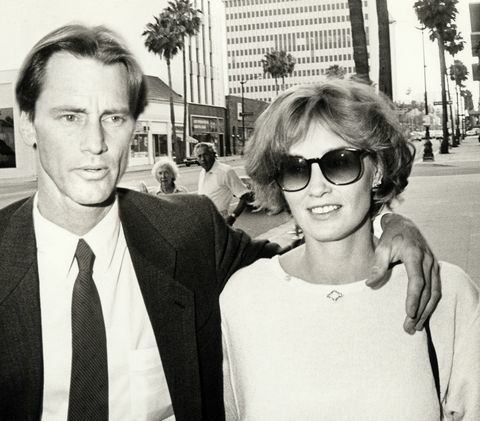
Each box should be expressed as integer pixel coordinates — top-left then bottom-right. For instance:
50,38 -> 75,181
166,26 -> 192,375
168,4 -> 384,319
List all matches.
0,0 -> 479,419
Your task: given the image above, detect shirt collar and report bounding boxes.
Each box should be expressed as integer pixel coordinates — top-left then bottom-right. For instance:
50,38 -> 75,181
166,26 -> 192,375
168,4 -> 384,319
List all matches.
207,160 -> 220,174
33,194 -> 121,275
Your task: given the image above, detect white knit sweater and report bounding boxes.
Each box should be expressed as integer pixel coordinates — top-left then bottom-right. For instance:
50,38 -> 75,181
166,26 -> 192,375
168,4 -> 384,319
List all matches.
221,257 -> 480,421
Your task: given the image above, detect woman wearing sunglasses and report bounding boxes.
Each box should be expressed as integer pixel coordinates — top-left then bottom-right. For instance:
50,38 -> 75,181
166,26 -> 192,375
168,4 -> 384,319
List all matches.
221,80 -> 480,420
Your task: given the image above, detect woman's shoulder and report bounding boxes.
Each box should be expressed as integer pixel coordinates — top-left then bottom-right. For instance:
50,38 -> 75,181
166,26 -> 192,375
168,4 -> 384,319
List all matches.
221,256 -> 281,302
437,261 -> 480,308
392,261 -> 478,304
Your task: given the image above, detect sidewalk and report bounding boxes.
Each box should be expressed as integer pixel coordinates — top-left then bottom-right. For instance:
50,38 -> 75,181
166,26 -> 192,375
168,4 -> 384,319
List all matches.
257,136 -> 480,283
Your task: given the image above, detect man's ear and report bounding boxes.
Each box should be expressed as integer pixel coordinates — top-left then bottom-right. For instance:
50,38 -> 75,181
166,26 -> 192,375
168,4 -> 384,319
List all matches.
19,112 -> 37,147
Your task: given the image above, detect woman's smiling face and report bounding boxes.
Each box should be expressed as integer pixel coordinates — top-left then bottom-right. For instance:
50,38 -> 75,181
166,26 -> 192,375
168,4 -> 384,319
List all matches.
284,120 -> 380,243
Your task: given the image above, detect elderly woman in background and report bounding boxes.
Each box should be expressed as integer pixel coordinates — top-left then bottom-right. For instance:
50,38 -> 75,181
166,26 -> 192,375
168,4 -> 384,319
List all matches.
151,156 -> 188,195
221,80 -> 480,420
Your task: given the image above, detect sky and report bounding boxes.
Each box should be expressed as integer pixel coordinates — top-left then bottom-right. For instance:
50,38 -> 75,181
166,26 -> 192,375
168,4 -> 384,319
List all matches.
388,0 -> 477,105
0,0 -> 478,107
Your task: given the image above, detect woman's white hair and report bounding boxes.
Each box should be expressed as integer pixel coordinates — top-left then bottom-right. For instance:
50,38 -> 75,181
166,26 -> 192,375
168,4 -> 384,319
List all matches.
151,157 -> 179,182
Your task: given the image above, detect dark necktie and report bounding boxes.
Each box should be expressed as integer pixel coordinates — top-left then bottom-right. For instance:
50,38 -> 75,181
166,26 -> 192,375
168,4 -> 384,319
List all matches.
68,239 -> 109,420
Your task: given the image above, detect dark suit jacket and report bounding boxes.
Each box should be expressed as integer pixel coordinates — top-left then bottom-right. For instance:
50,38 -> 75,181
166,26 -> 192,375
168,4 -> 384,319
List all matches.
0,188 -> 281,420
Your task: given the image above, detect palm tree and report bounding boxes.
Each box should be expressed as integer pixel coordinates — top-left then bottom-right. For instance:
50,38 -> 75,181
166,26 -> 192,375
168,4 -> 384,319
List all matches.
414,0 -> 460,154
444,25 -> 465,146
166,0 -> 202,150
325,65 -> 347,79
261,50 -> 295,95
450,59 -> 468,140
376,0 -> 392,98
347,0 -> 370,83
143,12 -> 184,162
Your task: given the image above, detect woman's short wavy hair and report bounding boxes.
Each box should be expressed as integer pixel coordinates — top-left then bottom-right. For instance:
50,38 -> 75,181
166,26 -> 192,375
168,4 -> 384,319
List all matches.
245,79 -> 415,215
151,157 -> 180,183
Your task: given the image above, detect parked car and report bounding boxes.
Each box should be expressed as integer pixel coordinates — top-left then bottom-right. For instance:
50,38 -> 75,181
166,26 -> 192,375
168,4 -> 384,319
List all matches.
466,128 -> 480,136
183,156 -> 199,167
409,130 -> 425,141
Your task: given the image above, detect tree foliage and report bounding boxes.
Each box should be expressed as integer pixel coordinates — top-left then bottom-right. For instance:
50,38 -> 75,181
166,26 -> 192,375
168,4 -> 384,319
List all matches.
143,12 -> 183,62
261,50 -> 295,95
167,0 -> 202,38
325,65 -> 347,79
443,24 -> 465,55
449,60 -> 468,87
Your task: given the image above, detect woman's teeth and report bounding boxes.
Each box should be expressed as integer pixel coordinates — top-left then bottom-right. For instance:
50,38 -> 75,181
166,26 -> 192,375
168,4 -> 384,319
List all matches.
310,205 -> 340,214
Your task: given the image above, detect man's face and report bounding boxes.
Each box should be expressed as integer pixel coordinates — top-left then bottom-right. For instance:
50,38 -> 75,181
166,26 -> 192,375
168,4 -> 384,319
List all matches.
25,52 -> 135,213
195,146 -> 216,171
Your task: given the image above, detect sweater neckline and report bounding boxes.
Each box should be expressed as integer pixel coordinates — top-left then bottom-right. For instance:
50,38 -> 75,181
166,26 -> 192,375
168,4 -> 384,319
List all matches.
273,255 -> 369,296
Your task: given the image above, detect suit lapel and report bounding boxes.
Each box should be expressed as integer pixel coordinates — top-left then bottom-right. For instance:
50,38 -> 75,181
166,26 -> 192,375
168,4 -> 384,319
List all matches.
0,197 -> 44,418
119,193 -> 202,419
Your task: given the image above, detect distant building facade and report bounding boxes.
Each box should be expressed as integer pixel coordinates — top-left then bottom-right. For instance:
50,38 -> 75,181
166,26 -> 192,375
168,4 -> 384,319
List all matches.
225,95 -> 269,155
0,73 -> 187,182
224,0 -> 377,102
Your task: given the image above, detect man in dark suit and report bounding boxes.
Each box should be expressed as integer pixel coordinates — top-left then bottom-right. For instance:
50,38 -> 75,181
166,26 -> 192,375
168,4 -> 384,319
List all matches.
0,24 -> 439,421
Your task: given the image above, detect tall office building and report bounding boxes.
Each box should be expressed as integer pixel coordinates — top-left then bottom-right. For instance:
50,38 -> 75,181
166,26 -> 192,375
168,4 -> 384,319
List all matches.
188,0 -> 228,106
225,0 -> 377,102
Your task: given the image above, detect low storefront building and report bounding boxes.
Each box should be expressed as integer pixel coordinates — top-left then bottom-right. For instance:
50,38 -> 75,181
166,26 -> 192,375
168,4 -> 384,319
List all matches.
0,72 -> 185,183
188,103 -> 227,156
225,95 -> 269,155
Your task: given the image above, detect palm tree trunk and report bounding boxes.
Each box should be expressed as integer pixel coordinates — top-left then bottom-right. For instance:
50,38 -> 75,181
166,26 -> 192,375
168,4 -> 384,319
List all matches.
376,0 -> 392,98
182,37 -> 188,156
445,75 -> 457,146
437,37 -> 449,154
166,58 -> 180,162
347,0 -> 370,83
455,84 -> 461,141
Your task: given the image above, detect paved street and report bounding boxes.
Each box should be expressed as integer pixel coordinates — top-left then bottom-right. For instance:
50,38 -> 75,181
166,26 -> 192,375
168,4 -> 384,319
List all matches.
397,136 -> 480,284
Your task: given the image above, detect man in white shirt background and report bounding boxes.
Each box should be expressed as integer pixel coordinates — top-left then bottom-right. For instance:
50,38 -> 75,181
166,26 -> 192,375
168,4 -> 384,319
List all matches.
0,23 -> 441,421
195,142 -> 252,225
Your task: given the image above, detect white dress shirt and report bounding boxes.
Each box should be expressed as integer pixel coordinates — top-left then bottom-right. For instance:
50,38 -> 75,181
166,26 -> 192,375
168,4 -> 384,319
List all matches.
33,195 -> 175,421
197,161 -> 249,216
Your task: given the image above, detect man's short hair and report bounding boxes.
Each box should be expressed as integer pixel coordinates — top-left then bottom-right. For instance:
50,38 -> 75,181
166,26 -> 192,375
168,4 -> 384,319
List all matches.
194,142 -> 217,156
15,24 -> 147,121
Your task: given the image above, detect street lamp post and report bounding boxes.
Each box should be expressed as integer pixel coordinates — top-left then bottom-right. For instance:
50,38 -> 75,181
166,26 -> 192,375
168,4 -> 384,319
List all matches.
418,26 -> 434,161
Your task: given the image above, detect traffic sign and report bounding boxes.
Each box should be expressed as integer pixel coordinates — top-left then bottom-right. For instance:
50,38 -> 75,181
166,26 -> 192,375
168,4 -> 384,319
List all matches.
240,112 -> 254,117
433,101 -> 452,105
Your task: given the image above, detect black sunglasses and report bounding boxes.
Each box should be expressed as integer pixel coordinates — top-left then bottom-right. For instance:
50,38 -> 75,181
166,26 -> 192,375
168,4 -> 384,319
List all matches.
276,147 -> 370,192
